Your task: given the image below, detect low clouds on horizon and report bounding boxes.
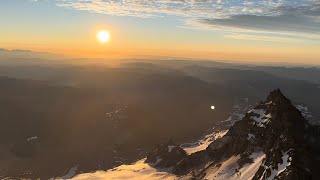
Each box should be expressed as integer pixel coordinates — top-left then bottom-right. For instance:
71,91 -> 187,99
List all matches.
49,0 -> 320,40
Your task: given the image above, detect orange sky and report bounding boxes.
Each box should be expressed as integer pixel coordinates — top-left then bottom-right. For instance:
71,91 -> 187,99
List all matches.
1,1 -> 320,65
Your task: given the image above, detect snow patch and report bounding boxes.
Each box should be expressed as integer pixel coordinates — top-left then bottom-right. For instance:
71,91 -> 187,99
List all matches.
266,149 -> 292,180
266,101 -> 275,105
236,152 -> 266,180
27,136 -> 38,141
223,116 -> 233,122
296,104 -> 313,120
221,100 -> 251,126
249,109 -> 272,128
167,145 -> 176,153
296,104 -> 320,125
296,104 -> 309,112
204,155 -> 240,180
247,133 -> 256,141
105,106 -> 128,128
71,159 -> 176,180
260,149 -> 292,180
181,130 -> 228,155
56,166 -> 78,180
204,152 -> 265,180
154,157 -> 163,165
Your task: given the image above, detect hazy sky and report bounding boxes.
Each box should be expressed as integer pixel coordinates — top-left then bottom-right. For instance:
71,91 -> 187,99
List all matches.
1,0 -> 320,64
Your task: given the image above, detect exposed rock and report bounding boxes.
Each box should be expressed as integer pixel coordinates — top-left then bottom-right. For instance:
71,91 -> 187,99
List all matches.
169,89 -> 320,179
145,140 -> 187,168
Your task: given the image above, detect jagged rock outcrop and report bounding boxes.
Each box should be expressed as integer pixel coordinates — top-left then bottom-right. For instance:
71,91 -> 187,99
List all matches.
145,140 -> 187,168
170,89 -> 320,179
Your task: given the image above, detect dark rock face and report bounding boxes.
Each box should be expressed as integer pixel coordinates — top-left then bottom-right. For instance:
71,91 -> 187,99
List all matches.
169,89 -> 320,179
145,141 -> 187,168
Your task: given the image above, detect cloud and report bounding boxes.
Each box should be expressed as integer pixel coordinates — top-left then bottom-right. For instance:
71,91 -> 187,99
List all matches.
54,0 -> 295,18
55,0 -> 230,18
224,34 -> 304,43
52,0 -> 320,38
198,14 -> 320,35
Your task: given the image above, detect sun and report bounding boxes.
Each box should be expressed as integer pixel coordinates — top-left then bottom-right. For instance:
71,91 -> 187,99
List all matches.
97,30 -> 110,43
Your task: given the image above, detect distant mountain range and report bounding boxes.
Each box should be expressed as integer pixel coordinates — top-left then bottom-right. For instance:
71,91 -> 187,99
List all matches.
0,48 -> 62,60
0,57 -> 319,179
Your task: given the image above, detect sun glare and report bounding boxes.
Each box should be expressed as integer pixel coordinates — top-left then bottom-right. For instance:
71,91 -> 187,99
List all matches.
97,30 -> 110,43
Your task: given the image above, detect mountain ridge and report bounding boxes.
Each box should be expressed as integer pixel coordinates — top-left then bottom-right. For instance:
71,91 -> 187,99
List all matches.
146,89 -> 320,179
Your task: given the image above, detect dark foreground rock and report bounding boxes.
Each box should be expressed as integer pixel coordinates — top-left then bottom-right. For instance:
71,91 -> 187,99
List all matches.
145,140 -> 187,168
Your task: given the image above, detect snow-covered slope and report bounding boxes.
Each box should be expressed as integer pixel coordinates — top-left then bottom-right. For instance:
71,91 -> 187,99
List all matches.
67,89 -> 320,180
181,130 -> 228,155
71,159 -> 176,180
203,152 -> 265,180
69,130 -> 228,180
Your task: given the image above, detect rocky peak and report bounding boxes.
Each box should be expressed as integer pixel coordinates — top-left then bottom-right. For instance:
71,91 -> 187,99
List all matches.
169,89 -> 320,179
266,88 -> 291,106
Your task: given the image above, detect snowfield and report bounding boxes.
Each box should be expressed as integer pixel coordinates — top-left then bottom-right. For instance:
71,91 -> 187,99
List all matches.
181,130 -> 228,155
72,152 -> 265,180
68,130 -> 229,180
71,159 -> 176,180
238,152 -> 266,180
203,152 -> 265,180
71,143 -> 267,180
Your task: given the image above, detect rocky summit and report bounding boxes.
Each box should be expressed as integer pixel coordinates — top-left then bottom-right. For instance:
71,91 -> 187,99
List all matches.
147,89 -> 320,180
